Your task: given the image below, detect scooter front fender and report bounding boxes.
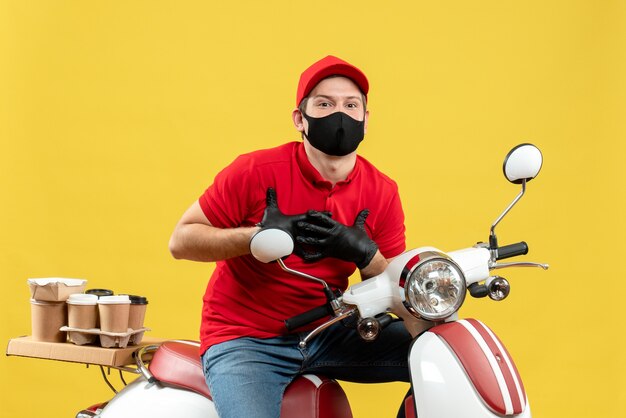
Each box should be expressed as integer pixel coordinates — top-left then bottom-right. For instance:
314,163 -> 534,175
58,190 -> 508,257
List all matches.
408,319 -> 530,418
98,375 -> 217,418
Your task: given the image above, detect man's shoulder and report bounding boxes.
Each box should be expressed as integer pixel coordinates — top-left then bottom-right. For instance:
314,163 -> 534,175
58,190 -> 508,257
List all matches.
236,142 -> 298,167
356,155 -> 398,190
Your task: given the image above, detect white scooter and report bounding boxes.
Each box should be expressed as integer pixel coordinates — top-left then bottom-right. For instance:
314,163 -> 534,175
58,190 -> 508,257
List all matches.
77,143 -> 547,418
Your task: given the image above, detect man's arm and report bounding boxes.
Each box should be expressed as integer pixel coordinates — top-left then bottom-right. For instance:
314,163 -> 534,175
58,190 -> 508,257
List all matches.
168,201 -> 259,262
359,251 -> 390,279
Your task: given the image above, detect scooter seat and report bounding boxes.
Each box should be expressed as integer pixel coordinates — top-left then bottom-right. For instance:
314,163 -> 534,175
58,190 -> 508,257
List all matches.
149,340 -> 212,398
148,340 -> 352,418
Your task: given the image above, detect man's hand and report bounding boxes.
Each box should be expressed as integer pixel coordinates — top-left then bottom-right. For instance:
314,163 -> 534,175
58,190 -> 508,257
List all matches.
296,210 -> 379,269
258,188 -> 312,258
258,188 -> 307,237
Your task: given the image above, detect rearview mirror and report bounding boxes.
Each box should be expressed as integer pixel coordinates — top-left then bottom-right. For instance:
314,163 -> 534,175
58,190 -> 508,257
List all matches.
250,228 -> 294,263
503,143 -> 543,184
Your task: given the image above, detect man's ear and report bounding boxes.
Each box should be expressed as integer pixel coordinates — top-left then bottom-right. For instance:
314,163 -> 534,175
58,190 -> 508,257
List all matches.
292,109 -> 305,133
364,109 -> 370,134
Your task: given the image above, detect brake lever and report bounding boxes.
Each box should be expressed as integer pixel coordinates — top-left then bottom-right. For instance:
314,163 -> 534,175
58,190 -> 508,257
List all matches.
490,261 -> 549,270
298,307 -> 357,349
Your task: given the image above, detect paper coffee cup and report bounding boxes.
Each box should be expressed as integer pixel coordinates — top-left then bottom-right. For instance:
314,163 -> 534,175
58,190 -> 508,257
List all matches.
98,295 -> 131,333
67,294 -> 99,328
30,299 -> 67,342
85,289 -> 113,327
125,295 -> 148,330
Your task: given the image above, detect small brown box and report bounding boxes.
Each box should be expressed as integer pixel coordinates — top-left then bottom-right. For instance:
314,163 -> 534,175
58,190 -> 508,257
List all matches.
28,278 -> 87,302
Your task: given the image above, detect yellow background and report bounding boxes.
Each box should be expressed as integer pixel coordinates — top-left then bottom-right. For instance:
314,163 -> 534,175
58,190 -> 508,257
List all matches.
1,1 -> 625,417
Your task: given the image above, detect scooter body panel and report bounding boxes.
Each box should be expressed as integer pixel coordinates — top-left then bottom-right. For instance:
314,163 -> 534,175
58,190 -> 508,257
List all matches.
408,320 -> 531,418
97,376 -> 218,418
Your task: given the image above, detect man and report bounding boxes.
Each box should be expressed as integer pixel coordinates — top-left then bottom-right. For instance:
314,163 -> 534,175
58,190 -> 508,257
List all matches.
169,55 -> 411,418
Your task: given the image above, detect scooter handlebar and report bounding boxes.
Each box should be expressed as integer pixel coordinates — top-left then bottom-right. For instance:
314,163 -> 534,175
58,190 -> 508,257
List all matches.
497,241 -> 528,260
284,304 -> 332,331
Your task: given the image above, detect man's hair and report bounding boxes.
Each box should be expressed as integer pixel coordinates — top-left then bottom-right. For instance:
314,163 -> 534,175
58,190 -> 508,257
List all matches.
298,75 -> 367,115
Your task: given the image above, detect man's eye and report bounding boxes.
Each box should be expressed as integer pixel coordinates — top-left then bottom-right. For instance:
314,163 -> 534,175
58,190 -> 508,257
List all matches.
318,102 -> 331,107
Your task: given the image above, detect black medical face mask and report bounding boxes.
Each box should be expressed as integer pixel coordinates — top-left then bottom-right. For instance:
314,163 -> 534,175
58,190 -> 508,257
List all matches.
302,111 -> 365,156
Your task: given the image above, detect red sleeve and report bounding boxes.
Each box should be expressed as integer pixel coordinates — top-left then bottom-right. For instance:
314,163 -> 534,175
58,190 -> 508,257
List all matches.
372,183 -> 406,259
198,155 -> 260,228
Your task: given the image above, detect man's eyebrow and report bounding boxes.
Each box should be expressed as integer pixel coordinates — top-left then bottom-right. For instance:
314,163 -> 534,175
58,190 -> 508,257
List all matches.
311,94 -> 363,102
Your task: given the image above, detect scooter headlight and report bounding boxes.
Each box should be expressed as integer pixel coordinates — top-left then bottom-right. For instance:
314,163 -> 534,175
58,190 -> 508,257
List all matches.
402,252 -> 466,321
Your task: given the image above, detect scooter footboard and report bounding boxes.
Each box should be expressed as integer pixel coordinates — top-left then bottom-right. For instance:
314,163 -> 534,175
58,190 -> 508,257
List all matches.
408,319 -> 530,418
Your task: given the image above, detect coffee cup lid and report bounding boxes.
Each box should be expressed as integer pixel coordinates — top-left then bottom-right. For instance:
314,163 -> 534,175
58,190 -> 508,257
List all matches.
86,288 -> 114,297
67,293 -> 99,305
122,294 -> 149,305
98,295 -> 131,305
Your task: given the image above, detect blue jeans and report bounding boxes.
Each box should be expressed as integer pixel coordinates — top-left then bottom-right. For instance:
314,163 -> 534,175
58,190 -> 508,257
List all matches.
202,321 -> 411,418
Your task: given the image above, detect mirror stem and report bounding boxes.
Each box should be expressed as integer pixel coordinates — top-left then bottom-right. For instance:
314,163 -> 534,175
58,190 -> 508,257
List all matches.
489,179 -> 527,251
277,259 -> 342,314
277,259 -> 332,292
276,259 -> 343,315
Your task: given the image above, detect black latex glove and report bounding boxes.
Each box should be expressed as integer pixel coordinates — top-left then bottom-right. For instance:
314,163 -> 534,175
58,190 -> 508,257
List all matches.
296,210 -> 379,269
258,188 -> 307,237
257,188 -> 308,257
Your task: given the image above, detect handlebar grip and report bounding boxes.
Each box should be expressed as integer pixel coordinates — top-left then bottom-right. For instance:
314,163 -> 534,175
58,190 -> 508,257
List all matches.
284,304 -> 331,331
376,313 -> 394,329
497,241 -> 529,260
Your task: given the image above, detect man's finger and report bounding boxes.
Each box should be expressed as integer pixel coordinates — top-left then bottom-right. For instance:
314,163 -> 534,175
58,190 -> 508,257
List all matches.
265,187 -> 278,208
291,213 -> 308,222
302,252 -> 324,262
297,221 -> 331,235
296,236 -> 326,246
353,209 -> 370,228
306,210 -> 336,227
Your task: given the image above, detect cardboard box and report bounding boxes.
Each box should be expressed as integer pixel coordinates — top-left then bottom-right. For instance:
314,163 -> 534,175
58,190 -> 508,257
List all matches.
60,326 -> 151,348
6,336 -> 165,367
28,278 -> 87,302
